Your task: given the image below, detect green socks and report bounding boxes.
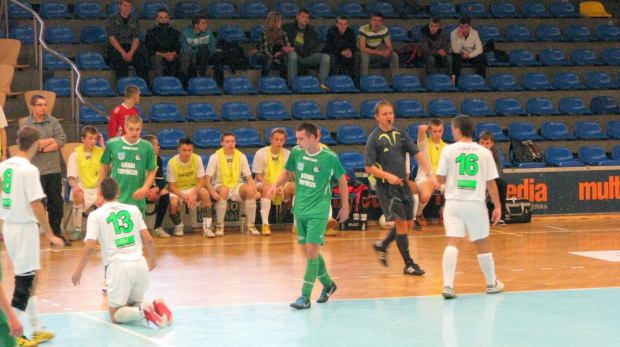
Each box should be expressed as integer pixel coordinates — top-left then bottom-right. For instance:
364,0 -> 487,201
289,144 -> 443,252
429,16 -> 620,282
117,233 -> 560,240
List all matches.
317,254 -> 333,287
301,258 -> 320,299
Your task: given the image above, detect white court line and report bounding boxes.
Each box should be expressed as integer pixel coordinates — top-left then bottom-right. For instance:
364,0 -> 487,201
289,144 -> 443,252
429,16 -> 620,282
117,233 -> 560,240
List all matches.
76,313 -> 174,347
546,226 -> 569,231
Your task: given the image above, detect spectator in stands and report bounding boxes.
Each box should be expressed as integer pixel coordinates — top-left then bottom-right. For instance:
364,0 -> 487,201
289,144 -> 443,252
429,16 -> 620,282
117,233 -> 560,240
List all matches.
450,16 -> 485,83
106,0 -> 150,86
255,11 -> 293,79
282,8 -> 330,89
479,131 -> 507,226
358,12 -> 399,82
179,14 -> 217,86
21,94 -> 71,246
143,135 -> 172,238
108,85 -> 140,138
145,8 -> 181,78
420,17 -> 452,76
322,16 -> 359,86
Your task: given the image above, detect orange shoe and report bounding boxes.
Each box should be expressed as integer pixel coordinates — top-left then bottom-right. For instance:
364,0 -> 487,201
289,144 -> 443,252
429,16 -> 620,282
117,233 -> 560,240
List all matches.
416,214 -> 428,226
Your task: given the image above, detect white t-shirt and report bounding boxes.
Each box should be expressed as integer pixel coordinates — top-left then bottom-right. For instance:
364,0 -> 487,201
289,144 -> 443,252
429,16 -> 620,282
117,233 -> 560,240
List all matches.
67,150 -> 96,186
436,142 -> 498,201
165,154 -> 205,183
85,201 -> 147,266
0,157 -> 45,224
205,152 -> 251,186
252,146 -> 291,174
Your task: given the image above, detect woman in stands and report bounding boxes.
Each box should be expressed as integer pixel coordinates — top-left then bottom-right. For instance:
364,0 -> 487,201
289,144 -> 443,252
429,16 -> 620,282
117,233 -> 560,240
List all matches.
255,12 -> 294,79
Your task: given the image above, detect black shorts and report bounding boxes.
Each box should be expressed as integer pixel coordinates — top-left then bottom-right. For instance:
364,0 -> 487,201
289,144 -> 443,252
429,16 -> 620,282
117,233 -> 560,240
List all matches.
375,183 -> 414,222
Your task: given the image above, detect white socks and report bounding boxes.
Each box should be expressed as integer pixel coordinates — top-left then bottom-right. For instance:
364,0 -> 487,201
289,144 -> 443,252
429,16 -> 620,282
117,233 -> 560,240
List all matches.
477,253 -> 496,286
72,206 -> 83,231
442,246 -> 459,288
215,199 -> 227,225
113,306 -> 141,323
26,296 -> 42,332
260,198 -> 271,225
245,198 -> 257,225
412,194 -> 419,220
416,201 -> 427,217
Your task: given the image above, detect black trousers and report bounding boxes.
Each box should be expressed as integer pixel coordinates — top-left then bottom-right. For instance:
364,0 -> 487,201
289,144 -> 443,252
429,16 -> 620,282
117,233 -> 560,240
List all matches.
487,177 -> 508,220
40,173 -> 63,238
452,52 -> 486,79
107,43 -> 150,85
154,193 -> 170,229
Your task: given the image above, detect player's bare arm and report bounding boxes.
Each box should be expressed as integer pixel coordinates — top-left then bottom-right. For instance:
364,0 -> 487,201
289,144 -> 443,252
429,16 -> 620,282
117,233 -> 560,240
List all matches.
31,200 -> 65,247
133,169 -> 156,200
140,228 -> 156,270
364,165 -> 403,186
71,239 -> 97,285
204,175 -> 221,200
267,169 -> 293,198
336,174 -> 350,223
413,152 -> 439,189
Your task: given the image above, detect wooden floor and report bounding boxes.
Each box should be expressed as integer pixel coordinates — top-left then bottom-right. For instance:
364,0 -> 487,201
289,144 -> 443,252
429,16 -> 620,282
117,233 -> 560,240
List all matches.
2,213 -> 619,315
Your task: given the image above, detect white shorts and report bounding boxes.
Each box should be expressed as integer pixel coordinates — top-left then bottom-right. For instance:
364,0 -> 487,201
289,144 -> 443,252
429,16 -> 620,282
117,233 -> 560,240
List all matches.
106,257 -> 150,308
443,200 -> 490,241
213,183 -> 244,202
169,187 -> 207,200
70,185 -> 98,210
3,222 -> 41,274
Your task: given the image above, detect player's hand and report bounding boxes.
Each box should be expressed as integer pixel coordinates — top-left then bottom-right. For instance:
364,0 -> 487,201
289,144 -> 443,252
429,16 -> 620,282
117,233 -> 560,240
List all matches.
7,315 -> 23,337
186,194 -> 197,209
266,186 -> 277,199
133,188 -> 147,201
210,191 -> 222,201
71,271 -> 82,285
337,206 -> 350,223
50,236 -> 65,248
387,174 -> 404,186
96,194 -> 104,207
429,175 -> 440,190
490,207 -> 502,225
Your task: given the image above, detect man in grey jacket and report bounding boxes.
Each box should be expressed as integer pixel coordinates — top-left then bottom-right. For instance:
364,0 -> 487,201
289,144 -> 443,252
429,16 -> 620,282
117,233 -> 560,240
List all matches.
420,17 -> 452,76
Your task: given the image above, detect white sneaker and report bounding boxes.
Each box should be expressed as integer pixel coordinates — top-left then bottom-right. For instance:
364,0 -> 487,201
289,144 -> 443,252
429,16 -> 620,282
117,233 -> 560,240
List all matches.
153,227 -> 171,238
487,280 -> 504,294
248,225 -> 261,236
204,227 -> 215,238
442,286 -> 456,299
173,223 -> 184,237
215,226 -> 224,237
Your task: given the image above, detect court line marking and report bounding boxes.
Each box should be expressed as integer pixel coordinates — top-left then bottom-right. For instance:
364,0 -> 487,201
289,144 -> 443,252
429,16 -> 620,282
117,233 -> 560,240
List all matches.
491,229 -> 523,237
76,312 -> 174,346
546,226 -> 569,231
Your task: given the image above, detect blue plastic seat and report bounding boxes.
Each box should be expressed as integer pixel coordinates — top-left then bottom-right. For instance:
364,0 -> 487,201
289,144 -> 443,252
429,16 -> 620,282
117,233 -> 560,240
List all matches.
535,25 -> 566,41
458,74 -> 491,92
591,96 -> 620,114
521,2 -> 549,18
361,99 -> 381,118
509,49 -> 541,66
388,25 -> 412,42
566,25 -> 596,41
185,103 -> 219,122
475,122 -> 509,142
221,102 -> 255,121
0,28 -> 4,38
541,122 -> 576,141
491,2 -> 521,18
241,1 -> 268,18
614,146 -> 620,160
79,104 -> 108,124
574,121 -> 608,140
292,101 -> 326,120
265,127 -> 296,146
337,125 -> 367,145
217,25 -> 250,43
319,126 -> 336,145
232,127 -> 265,147
157,129 -> 186,149
595,24 -> 620,41
444,25 -> 459,41
325,75 -> 359,93
117,77 -> 152,96
76,52 -> 108,70
43,52 -> 70,70
133,105 -> 149,123
579,146 -> 609,166
9,1 -> 34,19
307,1 -> 335,18
476,25 -> 505,42
208,1 -> 238,18
601,48 -> 620,65
411,25 -> 424,43
494,98 -> 527,116
10,26 -> 35,44
257,101 -> 291,121
292,76 -> 326,94
368,2 -> 397,18
150,103 -> 184,122
538,49 -> 571,66
40,1 -> 71,19
441,123 -> 454,143
327,100 -> 361,119
338,151 -> 366,171
188,77 -> 222,95
80,26 -> 107,44
462,98 -> 495,116
244,153 -> 255,167
490,73 -> 523,91
526,97 -> 560,115
273,2 -> 298,18
426,74 -> 458,92
570,49 -> 602,66
522,73 -> 555,91
45,27 -> 78,44
508,122 -> 543,141
223,77 -> 257,95
607,121 -> 620,139
394,99 -> 428,118
505,25 -> 536,42
250,26 -> 265,43
460,2 -> 491,18
107,2 -> 139,16
430,2 -> 458,18
551,2 -> 580,18
545,146 -> 583,167
80,78 -> 115,96
337,2 -> 365,18
153,77 -> 187,96
44,77 -> 71,97
553,73 -> 586,90
406,124 -> 422,142
392,74 -> 425,92
175,1 -> 202,19
194,128 -> 222,148
258,77 -> 291,94
316,25 -> 329,43
429,99 -> 459,117
360,75 -> 393,93
585,72 -> 618,89
142,2 -> 170,19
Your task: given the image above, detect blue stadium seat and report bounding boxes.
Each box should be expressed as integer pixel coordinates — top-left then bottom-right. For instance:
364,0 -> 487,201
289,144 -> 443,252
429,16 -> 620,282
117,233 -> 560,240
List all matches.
337,125 -> 367,144
545,146 -> 584,167
526,97 -> 560,115
361,99 -> 381,118
81,78 -> 115,97
541,122 -> 576,141
80,26 -> 107,44
153,77 -> 187,96
535,25 -> 567,41
188,77 -> 222,95
458,74 -> 491,91
326,75 -> 359,93
317,25 -> 329,43
186,103 -> 219,122
319,126 -> 337,145
159,155 -> 172,174
595,24 -> 620,41
337,2 -> 365,18
292,101 -> 326,120
475,122 -> 509,142
491,1 -> 521,18
461,2 -> 491,18
10,26 -> 35,44
585,72 -> 618,89
490,73 -> 522,91
523,73 -> 555,91
505,25 -> 536,42
208,1 -> 239,18
607,121 -> 620,139
327,100 -> 361,119
570,49 -> 602,66
360,75 -> 393,93
44,77 -> 71,97
406,124 -> 421,142
107,2 -> 139,16
566,25 -> 596,41
292,76 -> 326,94
0,28 -> 4,38
521,2 -> 549,18
9,1 -> 34,19
338,151 -> 366,171
40,1 -> 71,19
174,1 -> 202,19
509,49 -> 541,66
150,103 -> 185,122
232,127 -> 265,147
134,105 -> 149,123
614,146 -> 620,160
45,27 -> 78,44
258,77 -> 291,94
394,99 -> 428,118
307,1 -> 335,18
244,153 -> 255,167
617,72 -> 620,86
444,25 -> 458,41
157,129 -> 186,149
539,49 -> 571,66
117,77 -> 152,96
388,25 -> 412,42
497,149 -> 512,168
441,123 -> 454,143
476,25 -> 505,42
221,102 -> 255,121
79,104 -> 108,124
508,122 -> 542,141
553,72 -> 586,90
142,2 -> 170,19
591,96 -> 620,114
601,48 -> 620,65
462,98 -> 495,116
241,1 -> 268,18
551,2 -> 580,18
393,74 -> 425,92
411,25 -> 424,42
257,101 -> 291,120
579,146 -> 609,166
43,52 -> 70,70
76,52 -> 108,70
265,126 -> 296,146
426,74 -> 458,92
250,26 -> 264,43
200,154 -> 211,167
430,2 -> 458,18
217,25 -> 250,43
495,98 -> 527,116
429,99 -> 459,117
223,77 -> 257,95
274,2 -> 298,18
485,51 -> 511,67
574,121 -> 608,140
194,128 -> 222,148
368,2 -> 397,18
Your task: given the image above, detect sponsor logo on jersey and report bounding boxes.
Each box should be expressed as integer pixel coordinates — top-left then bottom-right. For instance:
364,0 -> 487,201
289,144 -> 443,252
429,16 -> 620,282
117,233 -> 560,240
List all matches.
313,166 -> 320,173
118,152 -> 125,160
135,154 -> 141,161
297,162 -> 304,171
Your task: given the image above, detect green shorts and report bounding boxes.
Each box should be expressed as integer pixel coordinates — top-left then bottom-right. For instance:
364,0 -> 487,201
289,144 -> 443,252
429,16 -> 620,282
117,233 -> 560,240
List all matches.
295,216 -> 327,245
0,322 -> 16,346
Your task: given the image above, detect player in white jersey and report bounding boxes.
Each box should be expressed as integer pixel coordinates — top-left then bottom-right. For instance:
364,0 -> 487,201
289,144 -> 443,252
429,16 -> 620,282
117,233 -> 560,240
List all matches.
435,115 -> 504,299
0,127 -> 65,346
71,177 -> 172,328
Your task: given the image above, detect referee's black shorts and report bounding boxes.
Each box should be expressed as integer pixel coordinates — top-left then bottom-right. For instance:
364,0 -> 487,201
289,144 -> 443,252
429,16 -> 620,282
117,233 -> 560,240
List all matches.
375,183 -> 415,222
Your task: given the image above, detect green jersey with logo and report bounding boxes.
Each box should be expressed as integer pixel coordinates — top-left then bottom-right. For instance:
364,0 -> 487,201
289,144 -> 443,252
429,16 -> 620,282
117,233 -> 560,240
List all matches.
285,146 -> 346,218
100,137 -> 156,213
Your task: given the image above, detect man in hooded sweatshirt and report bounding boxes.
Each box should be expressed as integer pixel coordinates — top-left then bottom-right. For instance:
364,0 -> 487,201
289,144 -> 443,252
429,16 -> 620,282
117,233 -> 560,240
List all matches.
179,14 -> 216,86
145,8 -> 180,78
420,17 -> 452,77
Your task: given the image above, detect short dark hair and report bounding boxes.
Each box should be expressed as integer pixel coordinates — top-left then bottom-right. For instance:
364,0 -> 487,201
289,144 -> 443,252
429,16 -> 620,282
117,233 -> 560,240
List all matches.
479,130 -> 495,142
125,85 -> 140,98
100,177 -> 119,201
80,125 -> 98,139
269,128 -> 287,140
178,137 -> 193,147
429,118 -> 444,128
430,17 -> 441,24
156,8 -> 168,15
29,94 -> 45,106
220,131 -> 235,142
125,114 -> 142,126
142,134 -> 157,144
192,14 -> 206,26
374,100 -> 393,115
296,123 -> 318,138
452,115 -> 474,138
17,126 -> 40,151
459,16 -> 471,25
336,15 -> 348,22
298,8 -> 310,15
371,11 -> 384,19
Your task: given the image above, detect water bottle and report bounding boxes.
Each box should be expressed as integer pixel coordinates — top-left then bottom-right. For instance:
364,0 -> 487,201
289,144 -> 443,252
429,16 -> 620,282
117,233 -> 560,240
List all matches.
361,213 -> 367,231
240,215 -> 247,234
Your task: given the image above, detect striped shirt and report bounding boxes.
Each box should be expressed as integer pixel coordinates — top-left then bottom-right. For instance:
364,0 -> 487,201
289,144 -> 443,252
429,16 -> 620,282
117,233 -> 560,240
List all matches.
358,24 -> 390,49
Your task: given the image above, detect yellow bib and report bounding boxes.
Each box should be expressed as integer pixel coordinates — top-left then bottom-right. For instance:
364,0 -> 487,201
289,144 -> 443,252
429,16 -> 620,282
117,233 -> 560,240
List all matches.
76,145 -> 102,188
427,137 -> 445,173
216,148 -> 242,188
169,153 -> 198,190
265,146 -> 284,184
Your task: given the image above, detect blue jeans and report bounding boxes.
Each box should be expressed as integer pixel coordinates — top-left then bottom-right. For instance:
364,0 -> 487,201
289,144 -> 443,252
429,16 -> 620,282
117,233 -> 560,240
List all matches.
286,52 -> 330,85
